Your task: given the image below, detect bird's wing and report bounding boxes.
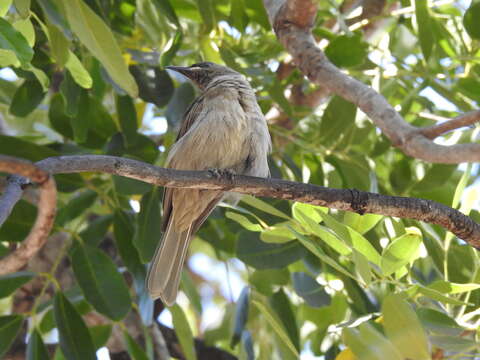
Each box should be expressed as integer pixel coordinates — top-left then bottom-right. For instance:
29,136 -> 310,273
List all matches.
162,95 -> 206,231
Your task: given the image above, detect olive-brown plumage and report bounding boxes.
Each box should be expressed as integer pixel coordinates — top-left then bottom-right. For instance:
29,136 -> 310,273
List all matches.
146,62 -> 271,305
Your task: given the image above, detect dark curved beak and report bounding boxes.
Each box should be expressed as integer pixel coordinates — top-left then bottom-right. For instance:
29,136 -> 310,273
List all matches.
165,66 -> 191,77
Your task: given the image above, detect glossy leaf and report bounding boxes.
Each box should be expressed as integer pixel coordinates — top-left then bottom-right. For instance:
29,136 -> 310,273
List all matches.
54,292 -> 96,360
382,294 -> 430,360
170,304 -> 197,360
381,229 -> 422,276
62,0 -> 138,97
464,1 -> 480,39
231,286 -> 250,348
325,33 -> 368,68
0,315 -> 23,358
292,272 -> 331,307
0,271 -> 34,298
269,289 -> 300,351
236,231 -> 306,269
26,329 -> 49,360
0,17 -> 33,65
415,0 -> 435,60
133,188 -> 161,263
71,242 -> 132,320
9,79 -> 45,117
252,298 -> 299,358
116,94 -> 138,147
0,200 -> 36,242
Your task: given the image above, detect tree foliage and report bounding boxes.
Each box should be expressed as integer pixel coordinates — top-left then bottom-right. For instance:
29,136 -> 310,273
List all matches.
0,0 -> 480,359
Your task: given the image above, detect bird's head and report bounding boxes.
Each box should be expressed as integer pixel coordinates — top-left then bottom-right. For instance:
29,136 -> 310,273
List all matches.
166,62 -> 239,90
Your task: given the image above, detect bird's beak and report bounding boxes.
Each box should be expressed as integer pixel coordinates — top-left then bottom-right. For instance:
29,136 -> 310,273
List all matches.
166,66 -> 201,78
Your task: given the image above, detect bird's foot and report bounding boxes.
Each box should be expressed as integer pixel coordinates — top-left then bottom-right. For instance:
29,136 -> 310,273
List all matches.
208,168 -> 236,181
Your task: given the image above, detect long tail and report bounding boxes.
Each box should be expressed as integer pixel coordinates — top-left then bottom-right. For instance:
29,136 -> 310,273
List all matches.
146,220 -> 192,306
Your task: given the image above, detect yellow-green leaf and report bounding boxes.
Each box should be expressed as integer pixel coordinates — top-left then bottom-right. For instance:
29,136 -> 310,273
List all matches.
382,294 -> 430,360
62,0 -> 137,96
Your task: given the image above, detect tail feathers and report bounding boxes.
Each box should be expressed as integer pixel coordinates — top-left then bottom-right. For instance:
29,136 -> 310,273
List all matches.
146,222 -> 192,306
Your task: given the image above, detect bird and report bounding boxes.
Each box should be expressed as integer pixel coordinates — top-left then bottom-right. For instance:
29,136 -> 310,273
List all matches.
146,62 -> 272,305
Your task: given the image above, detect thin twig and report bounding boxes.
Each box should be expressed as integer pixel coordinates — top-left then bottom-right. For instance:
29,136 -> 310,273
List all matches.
418,110 -> 480,139
0,155 -> 57,275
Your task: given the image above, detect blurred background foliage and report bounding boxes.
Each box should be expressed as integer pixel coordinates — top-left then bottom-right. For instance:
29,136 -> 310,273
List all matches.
0,0 -> 480,359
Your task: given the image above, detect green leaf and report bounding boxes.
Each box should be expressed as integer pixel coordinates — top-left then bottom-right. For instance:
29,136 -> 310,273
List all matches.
252,298 -> 299,358
70,91 -> 90,143
9,79 -> 45,117
317,211 -> 381,266
249,268 -> 289,295
0,200 -> 36,242
288,227 -> 357,281
452,163 -> 472,209
0,315 -> 23,358
413,164 -> 457,192
415,0 -> 435,60
123,331 -> 149,360
181,271 -> 202,315
116,94 -> 138,147
242,195 -> 290,220
0,17 -> 33,65
79,214 -> 113,247
406,284 -> 469,305
0,271 -> 35,298
381,229 -> 422,276
428,280 -> 480,294
464,1 -> 480,39
236,231 -> 306,269
161,30 -> 183,67
260,226 -> 296,243
0,0 -> 13,17
152,0 -> 180,27
90,324 -> 112,349
14,0 -> 30,18
231,286 -> 250,348
292,202 -> 324,224
417,308 -> 463,336
194,0 -> 215,32
325,33 -> 368,68
46,21 -> 70,66
54,292 -> 96,360
293,207 -> 351,255
134,188 -> 161,263
292,272 -> 331,308
269,289 -> 300,351
65,51 -> 92,88
226,211 -> 263,231
342,212 -> 382,235
113,210 -> 145,288
62,0 -> 138,97
37,0 -> 73,39
170,304 -> 197,360
27,329 -> 49,360
113,176 -> 152,195
320,96 -> 356,146
343,323 -> 403,360
71,242 -> 132,321
56,190 -> 97,226
382,294 -> 430,360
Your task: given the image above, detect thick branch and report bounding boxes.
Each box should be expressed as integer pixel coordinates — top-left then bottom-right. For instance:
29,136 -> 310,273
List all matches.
30,155 -> 480,249
419,110 -> 480,140
263,0 -> 480,163
0,156 -> 57,275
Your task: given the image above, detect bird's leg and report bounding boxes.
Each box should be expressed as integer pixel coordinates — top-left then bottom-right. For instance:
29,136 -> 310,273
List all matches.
208,168 -> 236,181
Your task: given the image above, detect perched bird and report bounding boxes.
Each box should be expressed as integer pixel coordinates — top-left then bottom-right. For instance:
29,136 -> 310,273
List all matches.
146,62 -> 272,305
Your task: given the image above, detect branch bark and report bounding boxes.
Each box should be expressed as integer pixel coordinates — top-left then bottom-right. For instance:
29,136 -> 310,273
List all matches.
0,156 -> 57,275
2,154 -> 476,250
262,0 -> 480,163
419,110 -> 480,140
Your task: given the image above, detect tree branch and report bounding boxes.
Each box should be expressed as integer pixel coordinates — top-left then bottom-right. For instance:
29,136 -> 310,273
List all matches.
418,110 -> 480,140
26,155 -> 480,249
262,0 -> 480,163
0,156 -> 57,275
